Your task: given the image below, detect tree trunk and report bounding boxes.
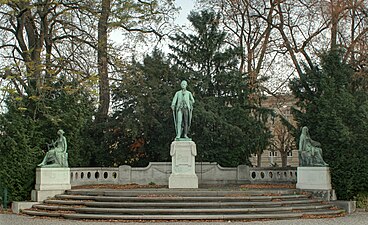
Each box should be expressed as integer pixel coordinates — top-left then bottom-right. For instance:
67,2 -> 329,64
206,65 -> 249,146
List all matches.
281,152 -> 288,167
97,0 -> 111,122
330,0 -> 344,50
257,151 -> 262,167
331,5 -> 339,50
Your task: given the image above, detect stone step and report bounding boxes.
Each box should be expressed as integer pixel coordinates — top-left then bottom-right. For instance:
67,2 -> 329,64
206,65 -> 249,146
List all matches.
22,209 -> 344,220
22,188 -> 345,221
33,204 -> 79,211
55,194 -> 310,202
73,204 -> 335,215
82,199 -> 323,208
44,198 -> 323,208
44,199 -> 87,205
33,201 -> 331,212
55,194 -> 96,200
22,209 -> 64,217
66,188 -> 298,197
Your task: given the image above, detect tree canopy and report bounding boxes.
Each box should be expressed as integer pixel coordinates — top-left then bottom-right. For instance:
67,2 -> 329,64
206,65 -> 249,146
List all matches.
290,50 -> 368,200
0,1 -> 367,203
105,10 -> 271,167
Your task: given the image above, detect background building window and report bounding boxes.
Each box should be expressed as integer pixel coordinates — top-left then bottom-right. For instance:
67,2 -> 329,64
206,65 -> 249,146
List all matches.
269,151 -> 278,157
287,151 -> 293,157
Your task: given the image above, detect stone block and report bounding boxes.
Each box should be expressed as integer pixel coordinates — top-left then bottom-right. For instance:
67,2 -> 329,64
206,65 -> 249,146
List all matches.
333,200 -> 356,214
31,189 -> 66,202
169,174 -> 198,188
34,167 -> 71,190
296,166 -> 332,190
237,165 -> 250,180
300,189 -> 336,201
118,165 -> 132,184
12,201 -> 41,214
31,167 -> 71,201
169,141 -> 198,188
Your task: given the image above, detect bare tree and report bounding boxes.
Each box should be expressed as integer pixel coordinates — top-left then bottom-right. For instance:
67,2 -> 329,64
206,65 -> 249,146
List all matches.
95,0 -> 177,121
96,0 -> 111,122
0,0 -> 177,120
271,0 -> 368,77
272,118 -> 296,167
198,0 -> 279,96
0,1 -> 97,113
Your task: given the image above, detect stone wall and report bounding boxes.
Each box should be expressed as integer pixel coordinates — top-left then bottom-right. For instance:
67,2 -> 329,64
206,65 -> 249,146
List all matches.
70,162 -> 297,186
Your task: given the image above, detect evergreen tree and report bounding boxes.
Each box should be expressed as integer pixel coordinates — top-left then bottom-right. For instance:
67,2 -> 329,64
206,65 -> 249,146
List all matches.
290,50 -> 368,199
0,81 -> 95,201
169,10 -> 271,166
107,49 -> 177,166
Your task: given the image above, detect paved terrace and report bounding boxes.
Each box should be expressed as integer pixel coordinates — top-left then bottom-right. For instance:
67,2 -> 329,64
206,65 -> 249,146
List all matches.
0,211 -> 367,225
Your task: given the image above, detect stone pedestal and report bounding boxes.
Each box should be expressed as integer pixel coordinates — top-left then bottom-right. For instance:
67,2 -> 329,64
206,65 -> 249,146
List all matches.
296,166 -> 335,201
296,167 -> 331,190
169,141 -> 198,188
31,167 -> 71,201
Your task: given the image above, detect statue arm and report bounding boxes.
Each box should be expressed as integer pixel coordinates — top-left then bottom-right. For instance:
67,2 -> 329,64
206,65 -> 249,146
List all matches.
299,137 -> 305,151
188,92 -> 194,110
47,140 -> 55,149
63,137 -> 67,153
310,139 -> 321,147
56,136 -> 67,153
171,92 -> 178,110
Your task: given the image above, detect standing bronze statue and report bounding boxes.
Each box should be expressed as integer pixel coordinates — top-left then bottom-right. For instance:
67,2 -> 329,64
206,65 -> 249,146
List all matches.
298,126 -> 328,167
171,80 -> 195,139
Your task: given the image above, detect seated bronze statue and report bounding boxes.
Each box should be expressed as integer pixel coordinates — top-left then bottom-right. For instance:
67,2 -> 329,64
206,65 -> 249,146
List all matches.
38,129 -> 68,167
299,126 -> 328,167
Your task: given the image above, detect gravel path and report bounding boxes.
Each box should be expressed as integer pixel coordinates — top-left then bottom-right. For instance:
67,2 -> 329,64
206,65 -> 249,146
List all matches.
1,212 -> 367,225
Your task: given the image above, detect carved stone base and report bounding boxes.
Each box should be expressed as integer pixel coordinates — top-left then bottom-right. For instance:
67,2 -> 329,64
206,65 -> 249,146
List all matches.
296,166 -> 332,190
31,167 -> 71,201
31,190 -> 66,202
169,174 -> 198,188
296,167 -> 335,201
169,141 -> 198,188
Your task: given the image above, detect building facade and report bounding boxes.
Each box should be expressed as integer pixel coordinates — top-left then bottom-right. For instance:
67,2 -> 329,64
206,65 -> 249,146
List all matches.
249,95 -> 299,167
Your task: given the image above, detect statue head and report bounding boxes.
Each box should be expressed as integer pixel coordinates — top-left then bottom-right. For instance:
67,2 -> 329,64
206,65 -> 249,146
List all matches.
180,80 -> 187,89
301,126 -> 310,138
302,126 -> 308,133
57,129 -> 65,135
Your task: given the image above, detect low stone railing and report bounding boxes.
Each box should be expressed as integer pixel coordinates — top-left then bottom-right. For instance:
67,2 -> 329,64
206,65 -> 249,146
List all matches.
249,167 -> 297,183
70,167 -> 119,186
70,163 -> 297,186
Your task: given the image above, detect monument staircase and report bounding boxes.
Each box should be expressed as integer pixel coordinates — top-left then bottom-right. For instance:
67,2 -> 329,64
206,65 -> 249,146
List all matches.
22,186 -> 345,221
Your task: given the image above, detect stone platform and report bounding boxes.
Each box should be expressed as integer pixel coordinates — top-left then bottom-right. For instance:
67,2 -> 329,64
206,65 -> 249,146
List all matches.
31,167 -> 71,202
296,167 -> 336,201
169,141 -> 198,188
296,167 -> 332,190
21,185 -> 346,221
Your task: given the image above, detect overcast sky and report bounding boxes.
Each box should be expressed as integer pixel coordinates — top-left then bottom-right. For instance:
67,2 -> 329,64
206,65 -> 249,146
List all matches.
110,1 -> 195,44
175,0 -> 195,26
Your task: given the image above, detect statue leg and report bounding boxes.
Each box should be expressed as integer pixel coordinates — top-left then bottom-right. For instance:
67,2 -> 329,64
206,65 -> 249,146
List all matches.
38,151 -> 51,166
64,153 -> 69,167
300,151 -> 312,166
55,152 -> 63,166
176,110 -> 183,138
300,151 -> 309,166
37,158 -> 46,167
182,108 -> 189,138
316,149 -> 328,166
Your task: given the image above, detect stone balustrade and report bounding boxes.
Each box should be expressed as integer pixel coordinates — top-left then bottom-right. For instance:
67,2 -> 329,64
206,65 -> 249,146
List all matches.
249,167 -> 297,183
70,163 -> 297,186
70,167 -> 119,186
